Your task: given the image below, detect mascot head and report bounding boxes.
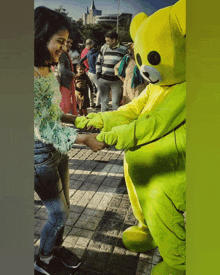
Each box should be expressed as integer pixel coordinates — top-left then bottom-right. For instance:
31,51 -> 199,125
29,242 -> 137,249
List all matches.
130,0 -> 186,86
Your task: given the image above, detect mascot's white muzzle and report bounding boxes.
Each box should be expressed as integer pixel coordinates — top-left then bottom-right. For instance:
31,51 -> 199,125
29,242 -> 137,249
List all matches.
140,65 -> 162,85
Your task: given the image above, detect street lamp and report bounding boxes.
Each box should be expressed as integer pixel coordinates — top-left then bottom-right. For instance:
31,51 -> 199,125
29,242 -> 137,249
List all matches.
116,0 -> 120,33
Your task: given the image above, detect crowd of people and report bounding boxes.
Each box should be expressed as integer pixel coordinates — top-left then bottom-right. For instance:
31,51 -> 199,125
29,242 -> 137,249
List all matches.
34,1 -> 186,274
52,25 -> 148,116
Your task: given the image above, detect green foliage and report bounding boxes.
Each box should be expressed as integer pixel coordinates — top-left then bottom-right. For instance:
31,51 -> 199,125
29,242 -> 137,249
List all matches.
54,5 -> 73,23
81,22 -> 116,46
71,20 -> 84,44
118,28 -> 132,42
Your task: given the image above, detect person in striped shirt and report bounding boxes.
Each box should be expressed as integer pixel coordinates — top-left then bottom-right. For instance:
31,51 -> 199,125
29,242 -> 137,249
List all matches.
96,31 -> 128,112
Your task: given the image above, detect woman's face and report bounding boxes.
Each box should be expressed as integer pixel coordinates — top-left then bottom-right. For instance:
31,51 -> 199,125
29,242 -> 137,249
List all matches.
47,29 -> 69,63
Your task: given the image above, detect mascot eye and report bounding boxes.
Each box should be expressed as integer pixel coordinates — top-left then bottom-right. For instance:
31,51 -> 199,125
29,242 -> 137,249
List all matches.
147,51 -> 161,65
136,53 -> 142,66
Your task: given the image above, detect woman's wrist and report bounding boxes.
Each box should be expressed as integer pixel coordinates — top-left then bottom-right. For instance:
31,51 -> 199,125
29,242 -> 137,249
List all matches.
61,114 -> 77,124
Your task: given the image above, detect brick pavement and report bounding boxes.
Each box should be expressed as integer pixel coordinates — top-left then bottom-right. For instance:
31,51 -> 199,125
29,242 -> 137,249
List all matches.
34,106 -> 162,275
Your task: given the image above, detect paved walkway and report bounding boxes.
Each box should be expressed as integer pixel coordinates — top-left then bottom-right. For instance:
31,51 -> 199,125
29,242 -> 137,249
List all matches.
34,106 -> 162,275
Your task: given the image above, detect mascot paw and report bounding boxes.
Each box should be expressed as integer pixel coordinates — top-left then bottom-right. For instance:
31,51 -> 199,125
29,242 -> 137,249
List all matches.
122,225 -> 157,252
151,261 -> 186,275
75,116 -> 88,129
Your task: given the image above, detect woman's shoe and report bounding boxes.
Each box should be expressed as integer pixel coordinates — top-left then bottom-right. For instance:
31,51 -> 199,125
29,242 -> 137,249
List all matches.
53,246 -> 81,269
122,225 -> 157,252
34,254 -> 70,275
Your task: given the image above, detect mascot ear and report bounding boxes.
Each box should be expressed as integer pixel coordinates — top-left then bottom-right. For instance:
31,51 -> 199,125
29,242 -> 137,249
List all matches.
170,0 -> 186,36
130,12 -> 148,41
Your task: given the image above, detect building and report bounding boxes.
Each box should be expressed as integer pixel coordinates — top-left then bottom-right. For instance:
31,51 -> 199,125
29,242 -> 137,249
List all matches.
82,0 -> 102,25
82,1 -> 132,26
95,13 -> 132,27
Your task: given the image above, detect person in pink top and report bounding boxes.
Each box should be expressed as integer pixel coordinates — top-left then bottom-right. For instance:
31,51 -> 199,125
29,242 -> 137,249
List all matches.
80,38 -> 93,72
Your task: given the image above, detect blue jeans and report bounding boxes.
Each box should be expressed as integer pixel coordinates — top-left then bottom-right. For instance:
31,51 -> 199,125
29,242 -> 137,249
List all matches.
97,78 -> 123,112
34,141 -> 70,256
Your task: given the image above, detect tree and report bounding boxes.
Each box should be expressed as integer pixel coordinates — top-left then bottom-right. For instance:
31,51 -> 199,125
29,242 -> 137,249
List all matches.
54,5 -> 73,23
118,26 -> 132,42
80,23 -> 115,46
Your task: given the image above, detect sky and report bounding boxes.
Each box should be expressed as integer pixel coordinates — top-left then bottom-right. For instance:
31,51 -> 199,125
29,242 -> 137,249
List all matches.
34,0 -> 177,21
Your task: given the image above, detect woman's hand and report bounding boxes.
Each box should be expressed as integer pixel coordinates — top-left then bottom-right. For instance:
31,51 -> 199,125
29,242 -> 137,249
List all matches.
76,133 -> 107,152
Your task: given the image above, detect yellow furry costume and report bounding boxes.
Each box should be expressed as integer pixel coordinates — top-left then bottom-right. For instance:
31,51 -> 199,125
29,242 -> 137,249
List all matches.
75,0 -> 186,274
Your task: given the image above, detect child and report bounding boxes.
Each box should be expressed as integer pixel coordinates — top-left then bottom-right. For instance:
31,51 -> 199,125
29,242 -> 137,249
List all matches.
75,63 -> 93,116
34,6 -> 106,275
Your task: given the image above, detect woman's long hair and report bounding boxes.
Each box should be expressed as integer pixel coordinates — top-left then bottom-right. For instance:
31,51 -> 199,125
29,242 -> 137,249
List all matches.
34,6 -> 72,67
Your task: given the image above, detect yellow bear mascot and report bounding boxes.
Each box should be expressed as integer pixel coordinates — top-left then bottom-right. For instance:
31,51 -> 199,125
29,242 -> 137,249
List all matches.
75,0 -> 186,274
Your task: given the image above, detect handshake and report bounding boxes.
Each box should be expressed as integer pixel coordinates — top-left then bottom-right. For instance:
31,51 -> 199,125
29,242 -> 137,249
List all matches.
76,133 -> 109,153
74,115 -> 109,153
61,113 -> 108,153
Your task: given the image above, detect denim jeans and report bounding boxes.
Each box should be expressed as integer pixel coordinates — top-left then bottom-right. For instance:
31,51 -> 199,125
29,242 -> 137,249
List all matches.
97,78 -> 123,112
34,141 -> 70,256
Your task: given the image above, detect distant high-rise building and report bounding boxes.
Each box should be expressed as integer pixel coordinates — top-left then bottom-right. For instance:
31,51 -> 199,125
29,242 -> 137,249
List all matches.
82,1 -> 132,26
82,0 -> 102,25
95,13 -> 132,27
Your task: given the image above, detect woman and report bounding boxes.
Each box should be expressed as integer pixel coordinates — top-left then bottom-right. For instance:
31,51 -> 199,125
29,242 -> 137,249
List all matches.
34,6 -> 105,275
58,37 -> 78,115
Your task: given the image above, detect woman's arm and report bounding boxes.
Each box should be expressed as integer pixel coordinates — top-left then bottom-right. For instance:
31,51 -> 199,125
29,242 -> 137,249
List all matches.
60,113 -> 77,124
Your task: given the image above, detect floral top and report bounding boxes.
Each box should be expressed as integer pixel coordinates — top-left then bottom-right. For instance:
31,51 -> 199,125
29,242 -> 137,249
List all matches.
34,68 -> 78,154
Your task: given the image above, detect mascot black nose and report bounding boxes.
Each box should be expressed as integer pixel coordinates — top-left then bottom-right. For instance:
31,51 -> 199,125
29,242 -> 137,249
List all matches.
143,72 -> 150,78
